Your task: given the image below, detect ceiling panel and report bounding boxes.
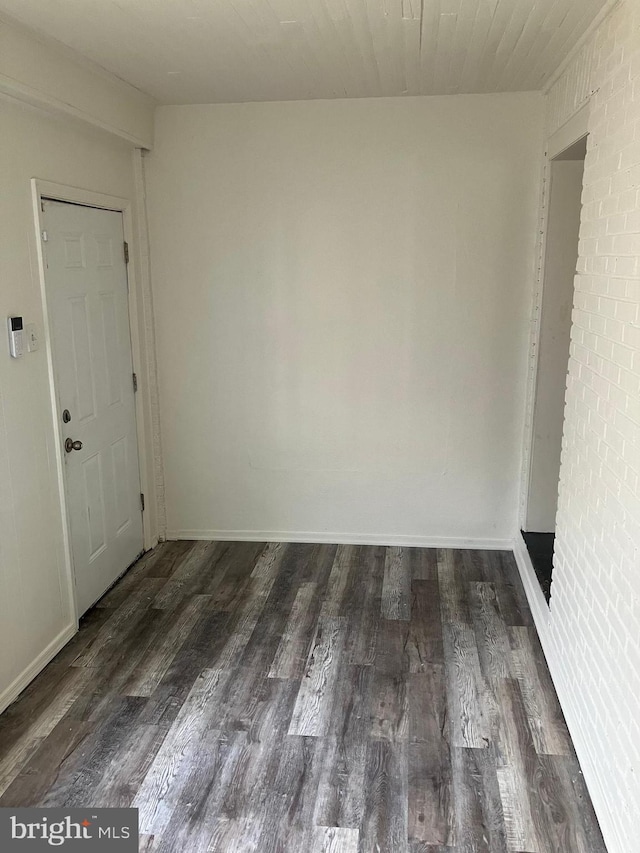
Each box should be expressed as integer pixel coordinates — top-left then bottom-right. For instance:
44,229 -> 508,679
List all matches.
0,0 -> 610,104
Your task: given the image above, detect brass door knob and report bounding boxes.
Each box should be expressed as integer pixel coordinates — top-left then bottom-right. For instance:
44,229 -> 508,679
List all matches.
64,438 -> 83,453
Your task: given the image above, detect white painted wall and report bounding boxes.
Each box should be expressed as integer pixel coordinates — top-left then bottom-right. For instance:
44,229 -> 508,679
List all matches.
146,93 -> 544,545
526,159 -> 584,532
0,18 -> 158,711
515,2 -> 640,851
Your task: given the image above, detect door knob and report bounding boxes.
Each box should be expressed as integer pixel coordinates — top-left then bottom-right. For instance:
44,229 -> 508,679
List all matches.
65,438 -> 83,453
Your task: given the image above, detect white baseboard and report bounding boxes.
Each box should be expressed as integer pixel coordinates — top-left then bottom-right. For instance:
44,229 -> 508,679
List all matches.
512,531 -> 620,853
166,529 -> 513,550
0,622 -> 77,715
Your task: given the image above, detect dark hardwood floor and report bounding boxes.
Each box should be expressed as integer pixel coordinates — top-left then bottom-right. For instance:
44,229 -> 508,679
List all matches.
0,541 -> 606,852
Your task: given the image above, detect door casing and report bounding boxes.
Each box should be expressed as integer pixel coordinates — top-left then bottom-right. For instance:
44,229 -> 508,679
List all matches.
518,105 -> 591,534
31,179 -> 155,624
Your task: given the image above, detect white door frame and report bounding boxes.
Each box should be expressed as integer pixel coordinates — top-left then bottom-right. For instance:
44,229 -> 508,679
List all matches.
31,178 -> 155,623
518,105 -> 591,531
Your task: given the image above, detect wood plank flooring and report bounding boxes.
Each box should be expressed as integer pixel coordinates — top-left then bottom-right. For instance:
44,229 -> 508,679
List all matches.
0,541 -> 607,852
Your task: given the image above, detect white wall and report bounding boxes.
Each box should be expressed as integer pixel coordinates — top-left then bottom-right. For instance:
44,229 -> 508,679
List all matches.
0,22 -> 157,713
527,159 -> 584,532
147,93 -> 544,545
517,2 -> 640,851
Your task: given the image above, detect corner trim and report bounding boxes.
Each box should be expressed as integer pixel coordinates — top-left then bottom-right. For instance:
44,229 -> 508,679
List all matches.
0,623 -> 77,715
132,150 -> 166,542
166,529 -> 513,550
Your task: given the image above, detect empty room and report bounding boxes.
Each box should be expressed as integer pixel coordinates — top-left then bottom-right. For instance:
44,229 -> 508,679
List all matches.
0,1 -> 638,852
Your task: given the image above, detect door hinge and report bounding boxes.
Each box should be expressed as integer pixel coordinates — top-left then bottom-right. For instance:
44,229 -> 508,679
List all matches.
132,372 -> 138,392
41,230 -> 49,242
124,241 -> 130,264
140,493 -> 145,512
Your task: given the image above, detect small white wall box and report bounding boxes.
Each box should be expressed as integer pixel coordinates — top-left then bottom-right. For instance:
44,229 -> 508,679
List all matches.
8,316 -> 24,358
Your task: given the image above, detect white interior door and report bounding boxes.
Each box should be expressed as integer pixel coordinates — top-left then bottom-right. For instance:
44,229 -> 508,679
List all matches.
43,199 -> 144,615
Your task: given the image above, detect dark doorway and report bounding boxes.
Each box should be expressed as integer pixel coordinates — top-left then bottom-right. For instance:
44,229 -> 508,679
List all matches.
522,530 -> 555,602
524,135 -> 586,602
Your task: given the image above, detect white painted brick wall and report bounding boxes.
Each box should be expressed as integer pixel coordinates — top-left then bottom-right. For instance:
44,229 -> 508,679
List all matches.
544,2 -> 640,851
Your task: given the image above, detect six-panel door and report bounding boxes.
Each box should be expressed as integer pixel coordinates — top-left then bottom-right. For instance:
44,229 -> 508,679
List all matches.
44,200 -> 144,615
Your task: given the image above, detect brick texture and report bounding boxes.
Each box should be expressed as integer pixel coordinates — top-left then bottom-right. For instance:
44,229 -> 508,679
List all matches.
544,2 -> 640,851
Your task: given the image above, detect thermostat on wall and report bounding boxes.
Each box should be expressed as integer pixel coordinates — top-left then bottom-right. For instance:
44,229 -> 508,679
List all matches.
8,316 -> 24,358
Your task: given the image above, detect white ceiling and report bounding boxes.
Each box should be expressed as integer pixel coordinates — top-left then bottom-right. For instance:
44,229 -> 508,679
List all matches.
0,0 -> 609,104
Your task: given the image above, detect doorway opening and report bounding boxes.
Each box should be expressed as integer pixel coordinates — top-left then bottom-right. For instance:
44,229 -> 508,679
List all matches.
523,135 -> 587,602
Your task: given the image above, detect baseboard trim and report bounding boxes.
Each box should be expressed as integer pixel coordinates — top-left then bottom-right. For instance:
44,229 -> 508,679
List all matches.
512,531 -> 620,853
166,529 -> 513,550
0,622 -> 77,715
